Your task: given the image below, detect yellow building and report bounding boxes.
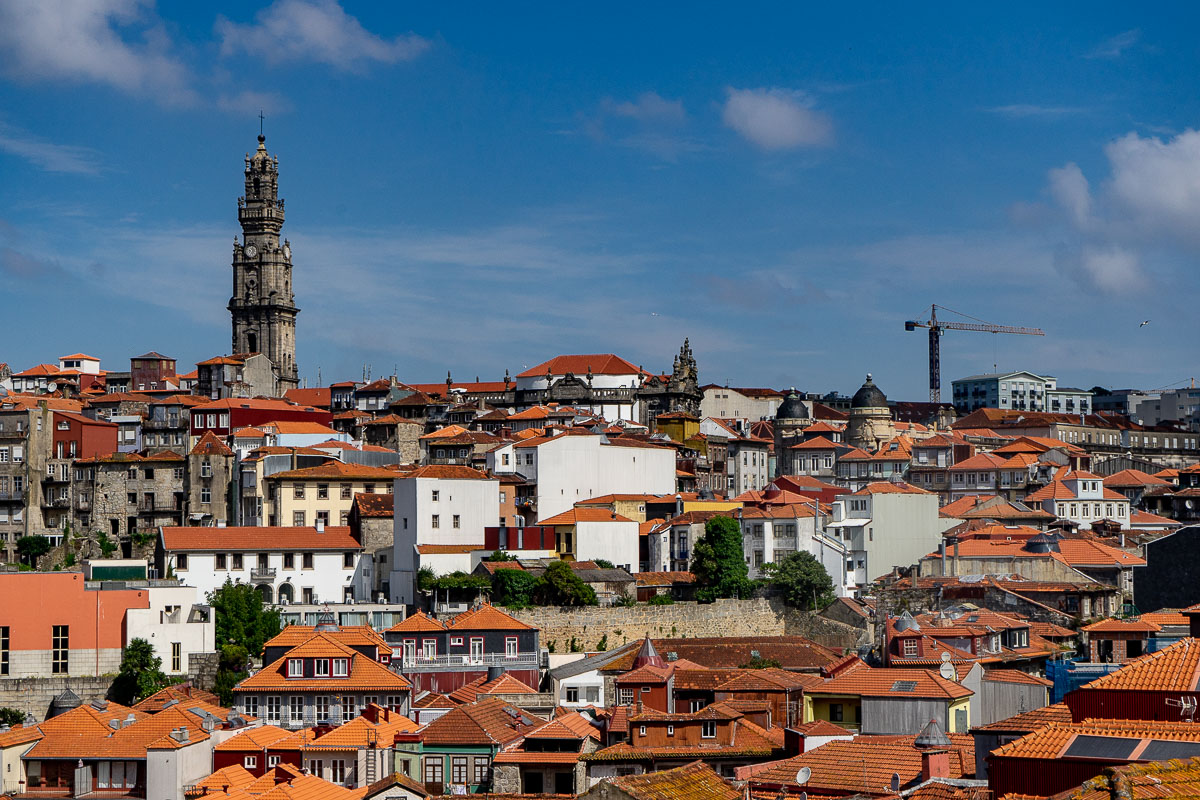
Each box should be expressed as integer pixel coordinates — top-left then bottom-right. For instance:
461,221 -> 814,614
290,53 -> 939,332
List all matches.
803,662 -> 972,734
262,461 -> 403,528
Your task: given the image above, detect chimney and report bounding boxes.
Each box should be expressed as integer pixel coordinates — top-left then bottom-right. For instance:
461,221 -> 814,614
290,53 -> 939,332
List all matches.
921,749 -> 950,781
939,539 -> 946,576
316,519 -> 324,533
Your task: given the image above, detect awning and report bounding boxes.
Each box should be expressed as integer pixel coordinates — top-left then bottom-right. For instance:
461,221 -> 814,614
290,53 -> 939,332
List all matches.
827,518 -> 871,528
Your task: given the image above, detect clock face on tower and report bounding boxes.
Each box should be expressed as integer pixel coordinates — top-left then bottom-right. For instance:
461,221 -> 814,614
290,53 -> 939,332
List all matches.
244,244 -> 257,259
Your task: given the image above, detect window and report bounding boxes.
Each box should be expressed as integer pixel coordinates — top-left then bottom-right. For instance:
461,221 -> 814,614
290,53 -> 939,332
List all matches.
317,484 -> 329,499
232,553 -> 243,570
453,514 -> 460,529
829,703 -> 844,721
171,642 -> 181,672
293,511 -> 306,526
701,721 -> 717,738
903,639 -> 918,657
452,756 -> 468,785
342,696 -> 356,722
566,687 -> 579,702
473,757 -> 490,785
294,484 -> 305,499
618,688 -> 634,704
638,725 -> 646,736
201,487 -> 211,503
333,658 -> 348,676
315,695 -> 330,720
315,659 -> 330,677
667,725 -> 674,736
288,659 -> 303,677
176,553 -> 188,571
316,510 -> 330,527
343,552 -> 354,568
505,637 -> 518,657
423,639 -> 437,659
268,755 -> 280,767
387,695 -> 405,711
431,514 -> 440,528
0,626 -> 8,676
303,552 -> 314,569
450,637 -> 464,646
266,696 -> 281,722
364,484 -> 375,494
340,483 -> 352,499
290,695 -> 304,723
51,625 -> 68,673
330,759 -> 346,784
423,757 -> 443,786
283,552 -> 294,569
431,489 -> 440,502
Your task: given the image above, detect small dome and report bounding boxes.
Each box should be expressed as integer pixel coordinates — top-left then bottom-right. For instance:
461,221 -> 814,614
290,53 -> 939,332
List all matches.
894,611 -> 921,633
914,718 -> 952,749
852,374 -> 888,409
1023,532 -> 1061,554
776,388 -> 810,420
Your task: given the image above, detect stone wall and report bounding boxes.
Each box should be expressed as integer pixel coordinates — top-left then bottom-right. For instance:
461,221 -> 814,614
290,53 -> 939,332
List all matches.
510,596 -> 863,653
187,651 -> 220,691
0,675 -> 114,721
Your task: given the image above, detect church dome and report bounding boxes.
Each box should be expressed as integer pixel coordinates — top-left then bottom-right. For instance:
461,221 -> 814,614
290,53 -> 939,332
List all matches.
776,388 -> 810,420
851,374 -> 888,409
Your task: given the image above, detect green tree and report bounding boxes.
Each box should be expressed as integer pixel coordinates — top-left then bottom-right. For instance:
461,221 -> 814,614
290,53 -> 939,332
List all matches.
485,550 -> 517,562
593,559 -> 615,569
109,638 -> 171,704
16,535 -> 50,567
0,707 -> 27,727
491,568 -> 541,608
741,655 -> 783,669
416,566 -> 436,592
208,580 -> 281,658
762,551 -> 836,610
212,644 -> 250,707
534,561 -> 598,606
691,516 -> 754,601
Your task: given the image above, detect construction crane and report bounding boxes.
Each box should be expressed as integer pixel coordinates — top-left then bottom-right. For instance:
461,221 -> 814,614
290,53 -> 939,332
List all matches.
905,304 -> 1045,404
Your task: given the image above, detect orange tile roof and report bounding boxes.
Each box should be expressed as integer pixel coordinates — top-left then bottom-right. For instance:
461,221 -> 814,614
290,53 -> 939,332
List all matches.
793,719 -> 854,736
517,354 -> 644,379
214,724 -> 298,751
538,507 -> 636,525
264,625 -> 387,651
234,633 -> 410,693
304,707 -> 418,751
161,525 -> 360,552
402,464 -> 491,479
27,702 -> 211,759
386,610 -> 445,633
604,760 -> 741,800
849,481 -> 931,496
283,388 -> 331,408
992,717 -> 1200,761
1082,618 -> 1161,633
814,666 -> 973,699
415,543 -> 479,554
790,436 -> 840,450
268,462 -> 401,481
974,702 -> 1072,732
133,683 -> 222,713
446,603 -> 536,631
1077,638 -> 1200,693
1104,469 -> 1171,488
922,536 -> 1144,568
418,697 -> 543,746
191,430 -> 235,456
584,716 -> 781,763
449,672 -> 538,703
1025,479 -> 1129,502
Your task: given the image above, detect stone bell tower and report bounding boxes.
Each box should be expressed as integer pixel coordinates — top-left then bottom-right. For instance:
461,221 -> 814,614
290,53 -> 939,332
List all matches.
229,133 -> 299,393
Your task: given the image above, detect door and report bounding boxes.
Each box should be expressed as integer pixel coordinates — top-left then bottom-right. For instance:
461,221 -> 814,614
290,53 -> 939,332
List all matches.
525,772 -> 543,794
402,640 -> 416,665
954,707 -> 968,733
554,771 -> 573,794
469,638 -> 484,664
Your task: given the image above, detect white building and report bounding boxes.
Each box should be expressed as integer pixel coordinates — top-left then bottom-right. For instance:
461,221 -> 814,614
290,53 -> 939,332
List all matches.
487,431 -> 675,521
514,354 -> 647,421
159,524 -> 369,606
737,504 -> 847,594
699,385 -> 785,422
951,371 -> 1054,414
125,585 -> 216,677
536,508 -> 641,571
828,482 -> 959,591
389,465 -> 500,605
1025,469 -> 1131,528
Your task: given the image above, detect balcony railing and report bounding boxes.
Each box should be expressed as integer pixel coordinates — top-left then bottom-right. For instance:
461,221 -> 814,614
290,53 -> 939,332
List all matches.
251,567 -> 277,582
391,651 -> 538,671
0,490 -> 24,502
139,501 -> 182,512
46,497 -> 71,508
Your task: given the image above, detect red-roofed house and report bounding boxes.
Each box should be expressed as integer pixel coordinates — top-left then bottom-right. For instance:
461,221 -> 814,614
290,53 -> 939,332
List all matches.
1025,470 -> 1132,528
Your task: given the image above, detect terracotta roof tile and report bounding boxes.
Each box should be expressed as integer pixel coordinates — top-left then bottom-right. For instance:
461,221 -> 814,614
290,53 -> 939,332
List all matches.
1076,638 -> 1200,693
418,697 -> 543,746
538,508 -> 636,525
446,603 -> 536,631
604,760 -> 740,800
233,633 -> 410,693
386,611 -> 445,633
161,525 -> 360,552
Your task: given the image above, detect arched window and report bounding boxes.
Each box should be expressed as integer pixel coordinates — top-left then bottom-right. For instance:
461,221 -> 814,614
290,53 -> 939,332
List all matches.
257,583 -> 274,604
247,332 -> 258,353
277,583 -> 293,605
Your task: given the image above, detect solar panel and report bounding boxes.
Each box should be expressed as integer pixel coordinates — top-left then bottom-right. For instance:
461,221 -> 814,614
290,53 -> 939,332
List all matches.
1140,740 -> 1200,761
1063,735 -> 1141,760
891,680 -> 919,692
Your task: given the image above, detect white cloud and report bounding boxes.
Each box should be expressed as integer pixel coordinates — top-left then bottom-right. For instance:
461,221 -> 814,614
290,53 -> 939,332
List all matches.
0,121 -> 101,174
0,0 -> 195,102
1047,163 -> 1091,229
216,90 -> 293,116
1085,29 -> 1140,60
1054,245 -> 1142,293
1104,130 -> 1200,242
216,0 -> 430,72
604,92 -> 686,124
721,87 -> 833,150
986,104 -> 1087,118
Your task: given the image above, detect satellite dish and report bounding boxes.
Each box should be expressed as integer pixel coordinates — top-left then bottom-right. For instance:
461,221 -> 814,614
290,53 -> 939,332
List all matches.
796,766 -> 812,786
940,662 -> 957,681
941,651 -> 953,663
47,381 -> 58,392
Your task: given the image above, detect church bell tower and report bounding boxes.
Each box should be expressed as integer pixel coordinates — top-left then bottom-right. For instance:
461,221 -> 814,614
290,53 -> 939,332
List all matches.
229,133 -> 299,393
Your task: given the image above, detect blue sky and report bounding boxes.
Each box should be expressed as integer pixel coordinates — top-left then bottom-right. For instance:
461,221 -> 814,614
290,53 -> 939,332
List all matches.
1,2 -> 1197,399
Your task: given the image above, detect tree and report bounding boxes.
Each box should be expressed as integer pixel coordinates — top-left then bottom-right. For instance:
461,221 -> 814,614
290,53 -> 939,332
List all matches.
212,644 -> 250,707
109,638 -> 171,704
762,551 -> 836,611
593,559 -> 615,569
207,580 -> 281,658
534,561 -> 597,606
491,568 -> 541,608
0,707 -> 27,727
485,550 -> 517,562
691,516 -> 754,602
16,535 -> 50,567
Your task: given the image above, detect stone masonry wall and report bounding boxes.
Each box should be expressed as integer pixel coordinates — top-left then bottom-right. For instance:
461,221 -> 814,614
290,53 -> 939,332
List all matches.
0,675 -> 114,721
509,597 -> 863,653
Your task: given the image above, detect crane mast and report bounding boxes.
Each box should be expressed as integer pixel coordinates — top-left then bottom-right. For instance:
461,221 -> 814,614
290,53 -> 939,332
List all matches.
905,305 -> 1045,404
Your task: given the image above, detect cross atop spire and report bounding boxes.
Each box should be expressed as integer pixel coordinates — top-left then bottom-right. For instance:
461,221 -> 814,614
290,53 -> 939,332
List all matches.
258,110 -> 265,137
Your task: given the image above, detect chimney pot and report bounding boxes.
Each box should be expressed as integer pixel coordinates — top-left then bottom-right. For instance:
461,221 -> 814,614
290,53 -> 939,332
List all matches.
921,749 -> 950,781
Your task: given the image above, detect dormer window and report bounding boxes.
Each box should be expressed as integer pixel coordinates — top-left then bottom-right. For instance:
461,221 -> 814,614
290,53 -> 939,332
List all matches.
314,659 -> 330,677
333,658 -> 349,677
287,659 -> 303,677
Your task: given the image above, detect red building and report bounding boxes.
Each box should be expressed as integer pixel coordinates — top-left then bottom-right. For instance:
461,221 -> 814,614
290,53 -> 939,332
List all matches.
129,352 -> 177,391
190,398 -> 333,438
51,411 -> 117,460
1065,637 -> 1200,723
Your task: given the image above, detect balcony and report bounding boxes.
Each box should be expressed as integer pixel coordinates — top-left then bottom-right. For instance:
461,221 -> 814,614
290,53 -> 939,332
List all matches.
251,567 -> 277,582
0,490 -> 23,502
76,498 -> 91,511
45,497 -> 71,508
139,501 -> 182,513
0,428 -> 27,439
391,651 -> 538,672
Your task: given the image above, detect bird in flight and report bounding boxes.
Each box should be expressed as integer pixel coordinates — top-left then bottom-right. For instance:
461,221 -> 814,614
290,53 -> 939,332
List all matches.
1140,320 -> 1151,327
650,312 -> 660,317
